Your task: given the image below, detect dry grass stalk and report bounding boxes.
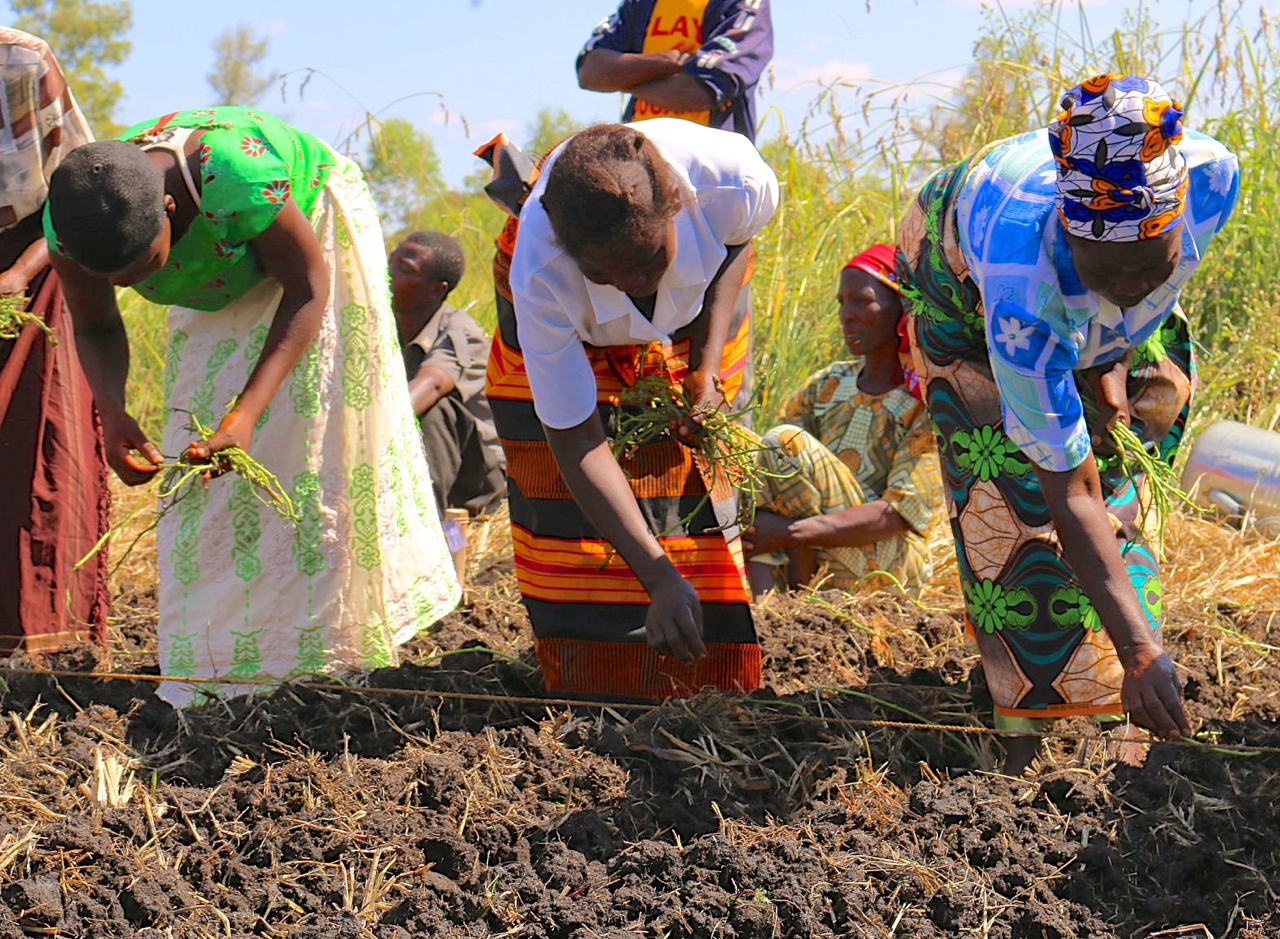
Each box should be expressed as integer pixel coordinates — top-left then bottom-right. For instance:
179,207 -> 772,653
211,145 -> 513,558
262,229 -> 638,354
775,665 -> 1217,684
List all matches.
341,847 -> 403,924
100,481 -> 162,662
463,500 -> 513,582
1161,512 -> 1280,608
1147,925 -> 1215,938
80,745 -> 138,809
1155,511 -> 1280,709
826,757 -> 908,832
222,754 -> 257,779
0,827 -> 37,878
5,706 -> 59,755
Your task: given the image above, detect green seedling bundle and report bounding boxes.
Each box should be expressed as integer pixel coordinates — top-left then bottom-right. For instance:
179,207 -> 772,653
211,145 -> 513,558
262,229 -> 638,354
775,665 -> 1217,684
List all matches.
0,293 -> 55,344
612,372 -> 788,531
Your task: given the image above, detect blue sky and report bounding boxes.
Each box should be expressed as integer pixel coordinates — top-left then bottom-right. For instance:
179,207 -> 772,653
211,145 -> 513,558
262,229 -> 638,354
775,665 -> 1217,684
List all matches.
12,0 -> 1261,184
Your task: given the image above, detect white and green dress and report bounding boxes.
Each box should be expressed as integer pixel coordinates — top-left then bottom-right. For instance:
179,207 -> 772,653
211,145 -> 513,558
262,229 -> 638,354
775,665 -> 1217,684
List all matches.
53,107 -> 461,706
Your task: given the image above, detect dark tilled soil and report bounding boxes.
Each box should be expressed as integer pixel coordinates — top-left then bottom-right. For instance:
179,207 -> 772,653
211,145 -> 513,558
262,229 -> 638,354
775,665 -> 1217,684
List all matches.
0,580 -> 1277,938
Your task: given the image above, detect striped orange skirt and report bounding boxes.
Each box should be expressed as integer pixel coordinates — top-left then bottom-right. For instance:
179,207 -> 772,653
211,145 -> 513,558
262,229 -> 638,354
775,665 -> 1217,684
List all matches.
486,243 -> 759,699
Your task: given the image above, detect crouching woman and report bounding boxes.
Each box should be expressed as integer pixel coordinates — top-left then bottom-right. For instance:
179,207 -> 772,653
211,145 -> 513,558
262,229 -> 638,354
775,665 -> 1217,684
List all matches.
744,244 -> 945,596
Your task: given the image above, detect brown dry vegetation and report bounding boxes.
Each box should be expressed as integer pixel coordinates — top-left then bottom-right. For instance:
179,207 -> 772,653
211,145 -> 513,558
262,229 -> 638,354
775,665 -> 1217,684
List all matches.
0,491 -> 1278,937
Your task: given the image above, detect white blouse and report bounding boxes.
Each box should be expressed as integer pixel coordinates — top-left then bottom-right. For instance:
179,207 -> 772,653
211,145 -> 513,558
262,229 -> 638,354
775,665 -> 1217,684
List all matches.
510,118 -> 779,429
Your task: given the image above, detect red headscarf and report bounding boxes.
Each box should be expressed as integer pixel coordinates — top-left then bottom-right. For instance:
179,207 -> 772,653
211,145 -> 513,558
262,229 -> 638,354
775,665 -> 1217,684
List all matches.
843,244 -> 920,400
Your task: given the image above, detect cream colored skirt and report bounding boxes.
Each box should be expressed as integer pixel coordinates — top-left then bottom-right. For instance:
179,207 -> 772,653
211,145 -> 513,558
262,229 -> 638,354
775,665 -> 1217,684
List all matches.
155,154 -> 460,707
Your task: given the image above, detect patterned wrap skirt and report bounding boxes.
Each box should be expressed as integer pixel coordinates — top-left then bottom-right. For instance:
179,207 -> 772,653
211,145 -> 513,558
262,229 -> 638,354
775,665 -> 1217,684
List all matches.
896,154 -> 1193,722
486,220 -> 760,699
156,154 -> 461,707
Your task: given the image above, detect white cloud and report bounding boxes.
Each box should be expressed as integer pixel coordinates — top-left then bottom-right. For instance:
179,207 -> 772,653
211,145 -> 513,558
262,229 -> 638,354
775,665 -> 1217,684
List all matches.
945,0 -> 1108,6
773,58 -> 873,89
478,118 -> 519,135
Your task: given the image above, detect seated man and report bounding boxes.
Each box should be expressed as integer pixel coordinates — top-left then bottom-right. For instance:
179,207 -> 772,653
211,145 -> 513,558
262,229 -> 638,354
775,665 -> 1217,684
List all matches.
391,230 -> 506,516
743,244 -> 945,595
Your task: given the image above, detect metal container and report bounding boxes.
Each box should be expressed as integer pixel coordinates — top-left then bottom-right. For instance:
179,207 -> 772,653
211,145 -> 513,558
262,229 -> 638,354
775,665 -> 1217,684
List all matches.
1180,420 -> 1280,537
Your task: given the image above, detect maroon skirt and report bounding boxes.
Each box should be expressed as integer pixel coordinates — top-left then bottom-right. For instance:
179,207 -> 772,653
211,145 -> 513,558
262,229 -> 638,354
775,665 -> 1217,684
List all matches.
0,267 -> 110,652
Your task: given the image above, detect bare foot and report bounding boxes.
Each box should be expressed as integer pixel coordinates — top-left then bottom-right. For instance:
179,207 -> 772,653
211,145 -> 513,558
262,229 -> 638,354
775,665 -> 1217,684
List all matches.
1002,735 -> 1042,776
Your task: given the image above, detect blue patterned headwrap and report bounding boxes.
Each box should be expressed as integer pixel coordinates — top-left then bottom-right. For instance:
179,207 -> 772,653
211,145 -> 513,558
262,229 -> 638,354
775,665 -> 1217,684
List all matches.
1048,74 -> 1188,242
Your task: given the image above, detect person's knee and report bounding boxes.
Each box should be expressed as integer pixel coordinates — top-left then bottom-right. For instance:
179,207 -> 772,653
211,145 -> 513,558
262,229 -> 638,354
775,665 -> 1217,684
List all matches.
419,394 -> 473,443
417,397 -> 452,434
760,424 -> 816,474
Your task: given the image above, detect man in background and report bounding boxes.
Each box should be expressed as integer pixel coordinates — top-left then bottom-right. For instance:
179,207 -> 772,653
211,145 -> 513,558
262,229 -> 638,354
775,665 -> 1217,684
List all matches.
576,0 -> 773,142
391,231 -> 506,517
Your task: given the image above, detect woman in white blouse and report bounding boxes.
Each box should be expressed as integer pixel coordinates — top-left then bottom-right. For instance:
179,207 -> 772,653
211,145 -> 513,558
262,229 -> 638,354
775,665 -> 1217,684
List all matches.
485,119 -> 777,698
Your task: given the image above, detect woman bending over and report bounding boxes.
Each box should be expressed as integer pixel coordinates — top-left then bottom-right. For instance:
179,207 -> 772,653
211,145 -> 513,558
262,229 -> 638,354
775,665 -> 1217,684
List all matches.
47,107 -> 460,706
485,119 -> 777,698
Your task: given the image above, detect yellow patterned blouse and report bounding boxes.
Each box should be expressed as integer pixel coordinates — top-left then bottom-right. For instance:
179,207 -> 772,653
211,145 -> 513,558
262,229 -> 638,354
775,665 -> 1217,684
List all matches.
781,360 -> 945,538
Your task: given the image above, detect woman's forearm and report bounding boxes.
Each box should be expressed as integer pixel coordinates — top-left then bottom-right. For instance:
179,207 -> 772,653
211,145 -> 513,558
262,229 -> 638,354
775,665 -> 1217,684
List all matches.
546,416 -> 676,591
1036,459 -> 1157,660
0,215 -> 48,294
236,289 -> 326,421
12,237 -> 49,285
578,48 -> 683,92
789,501 -> 909,549
73,316 -> 133,414
52,251 -> 133,416
1035,453 -> 1190,738
238,201 -> 332,425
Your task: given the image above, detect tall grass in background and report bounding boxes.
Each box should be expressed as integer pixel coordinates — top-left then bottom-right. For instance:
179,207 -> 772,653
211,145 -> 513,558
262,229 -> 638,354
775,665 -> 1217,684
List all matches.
118,291 -> 169,443
413,189 -> 506,333
119,0 -> 1280,445
745,0 -> 1280,433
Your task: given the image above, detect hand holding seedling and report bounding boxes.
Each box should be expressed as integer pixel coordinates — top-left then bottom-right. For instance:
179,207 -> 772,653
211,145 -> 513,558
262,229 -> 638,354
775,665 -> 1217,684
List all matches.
1083,355 -> 1132,447
672,368 -> 725,448
0,265 -> 31,298
186,406 -> 256,470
